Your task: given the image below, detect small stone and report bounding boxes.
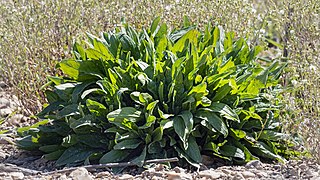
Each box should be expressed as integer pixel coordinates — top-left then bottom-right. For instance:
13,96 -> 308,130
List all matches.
173,167 -> 185,173
69,167 -> 93,180
245,160 -> 262,169
0,151 -> 8,159
221,169 -> 233,175
166,172 -> 181,180
256,171 -> 268,178
241,171 -> 256,178
0,108 -> 12,117
57,174 -> 71,180
9,114 -> 26,125
154,164 -> 165,171
299,163 -> 307,170
273,164 -> 281,170
9,172 -> 24,180
118,174 -> 134,180
0,81 -> 6,88
199,170 -> 223,179
2,176 -> 13,180
233,172 -> 245,180
95,171 -> 111,178
0,98 -> 10,108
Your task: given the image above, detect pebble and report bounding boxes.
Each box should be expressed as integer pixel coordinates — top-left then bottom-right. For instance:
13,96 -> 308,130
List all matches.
0,98 -> 10,108
0,81 -> 6,88
69,167 -> 93,180
241,171 -> 256,178
8,114 -> 27,125
0,108 -> 13,117
57,174 -> 71,180
118,174 -> 134,180
233,172 -> 245,180
166,172 -> 181,180
95,171 -> 111,178
198,170 -> 223,179
2,176 -> 13,180
245,160 -> 262,169
273,164 -> 281,170
256,171 -> 268,178
221,169 -> 233,175
299,163 -> 308,170
173,167 -> 185,173
0,152 -> 7,159
9,172 -> 24,180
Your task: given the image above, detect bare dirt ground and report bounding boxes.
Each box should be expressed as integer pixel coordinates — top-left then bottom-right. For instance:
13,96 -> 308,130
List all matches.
1,83 -> 320,180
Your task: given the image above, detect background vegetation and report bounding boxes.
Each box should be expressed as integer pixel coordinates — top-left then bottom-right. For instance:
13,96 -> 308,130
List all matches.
0,0 -> 319,162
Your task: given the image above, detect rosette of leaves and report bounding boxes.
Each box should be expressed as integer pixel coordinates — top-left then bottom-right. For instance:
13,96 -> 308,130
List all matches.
17,17 -> 299,169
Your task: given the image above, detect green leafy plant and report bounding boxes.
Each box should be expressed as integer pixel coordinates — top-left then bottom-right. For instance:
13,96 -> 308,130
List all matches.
17,17 -> 299,169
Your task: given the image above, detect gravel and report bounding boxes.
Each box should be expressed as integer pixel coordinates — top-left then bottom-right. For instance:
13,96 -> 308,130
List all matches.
1,87 -> 320,180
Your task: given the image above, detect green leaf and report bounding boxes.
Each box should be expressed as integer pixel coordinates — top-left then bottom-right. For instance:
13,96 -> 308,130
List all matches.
219,144 -> 245,160
152,126 -> 163,142
56,146 -> 95,166
209,102 -> 240,122
113,139 -> 142,150
69,115 -> 95,131
62,134 -> 78,147
185,136 -> 202,163
107,107 -> 142,122
86,99 -> 107,116
44,150 -> 65,161
173,116 -> 188,149
131,147 -> 146,167
251,141 -> 286,163
172,29 -> 199,54
178,111 -> 193,134
99,150 -> 130,164
57,104 -> 80,118
195,110 -> 228,137
150,16 -> 161,35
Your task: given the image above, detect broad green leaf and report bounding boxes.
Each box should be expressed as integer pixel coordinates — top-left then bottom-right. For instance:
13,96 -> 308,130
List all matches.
16,135 -> 40,151
230,128 -> 246,140
99,150 -> 130,164
173,116 -> 188,149
152,126 -> 163,142
57,104 -> 80,118
86,99 -> 107,116
219,144 -> 245,160
195,110 -> 228,137
174,145 -> 200,169
56,146 -> 95,166
69,115 -> 94,130
251,141 -> 286,163
178,111 -> 193,134
150,16 -> 161,35
185,136 -> 202,163
107,107 -> 142,122
44,150 -> 65,161
172,29 -> 199,54
131,147 -> 146,167
62,134 -> 78,147
209,102 -> 240,122
113,139 -> 142,150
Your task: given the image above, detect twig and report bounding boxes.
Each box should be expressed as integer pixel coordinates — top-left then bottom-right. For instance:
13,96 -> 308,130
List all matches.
0,164 -> 41,175
42,157 -> 178,175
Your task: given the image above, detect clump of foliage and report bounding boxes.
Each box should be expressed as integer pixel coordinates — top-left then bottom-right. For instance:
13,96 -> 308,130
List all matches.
17,18 -> 299,169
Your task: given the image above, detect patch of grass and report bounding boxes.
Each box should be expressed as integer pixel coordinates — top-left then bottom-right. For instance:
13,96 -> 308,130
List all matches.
0,0 -> 319,162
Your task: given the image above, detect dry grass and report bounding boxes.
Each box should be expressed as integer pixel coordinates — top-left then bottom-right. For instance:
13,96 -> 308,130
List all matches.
0,0 -> 319,161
